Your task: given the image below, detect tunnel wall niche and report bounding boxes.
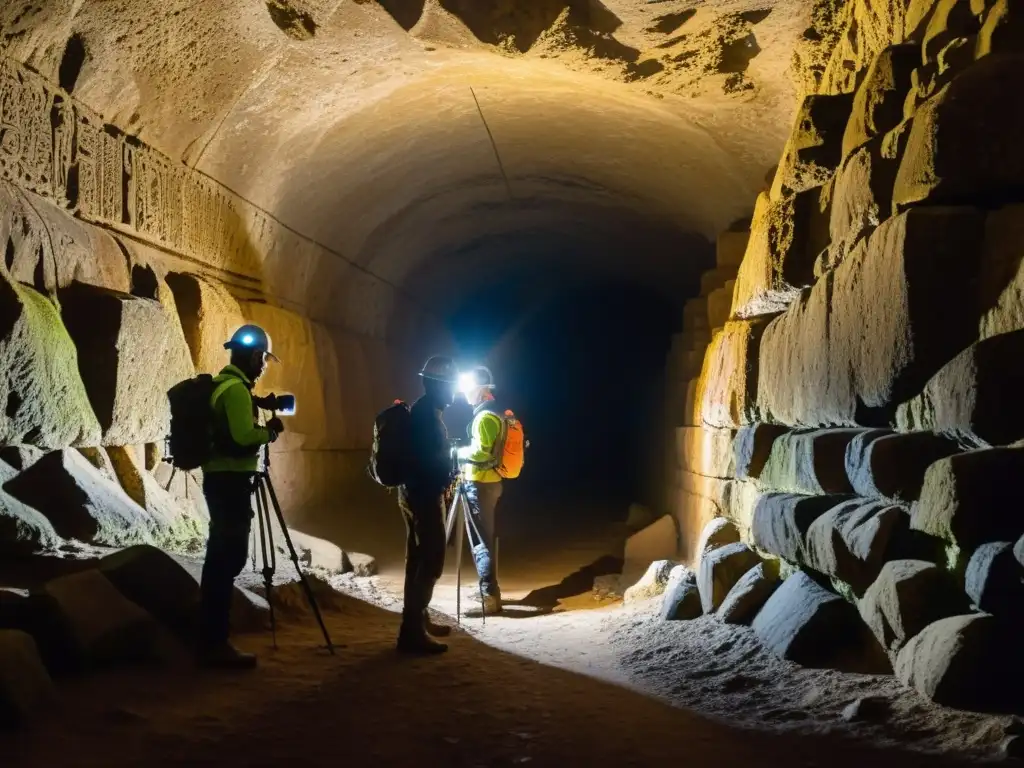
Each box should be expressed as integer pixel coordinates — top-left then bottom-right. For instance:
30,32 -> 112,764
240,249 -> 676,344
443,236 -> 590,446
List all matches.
641,0 -> 1024,714
0,55 -> 452,555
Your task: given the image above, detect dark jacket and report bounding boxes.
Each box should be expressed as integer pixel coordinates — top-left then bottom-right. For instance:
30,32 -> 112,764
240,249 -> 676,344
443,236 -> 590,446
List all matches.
404,395 -> 452,496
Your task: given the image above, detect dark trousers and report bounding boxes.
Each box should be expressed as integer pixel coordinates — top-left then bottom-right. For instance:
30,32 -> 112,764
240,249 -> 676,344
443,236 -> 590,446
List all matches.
464,480 -> 503,598
398,486 -> 447,630
199,472 -> 254,649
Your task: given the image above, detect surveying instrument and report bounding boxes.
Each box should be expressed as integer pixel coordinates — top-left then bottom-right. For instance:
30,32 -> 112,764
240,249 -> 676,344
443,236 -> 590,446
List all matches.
444,439 -> 496,625
250,394 -> 336,655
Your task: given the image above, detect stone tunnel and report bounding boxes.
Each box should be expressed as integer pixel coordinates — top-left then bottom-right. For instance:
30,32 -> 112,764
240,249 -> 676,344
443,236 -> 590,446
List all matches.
1,0 -> 1024,763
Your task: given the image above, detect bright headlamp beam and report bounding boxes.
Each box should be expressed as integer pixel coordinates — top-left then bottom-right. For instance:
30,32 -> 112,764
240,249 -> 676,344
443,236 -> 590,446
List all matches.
458,372 -> 475,395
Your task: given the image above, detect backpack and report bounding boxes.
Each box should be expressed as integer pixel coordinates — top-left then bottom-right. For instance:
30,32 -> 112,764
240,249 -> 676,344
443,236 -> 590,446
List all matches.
166,374 -> 219,471
477,408 -> 526,480
368,400 -> 413,488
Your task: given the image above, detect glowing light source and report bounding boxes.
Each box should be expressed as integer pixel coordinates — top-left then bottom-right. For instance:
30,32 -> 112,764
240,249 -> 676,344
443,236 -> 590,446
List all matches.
242,333 -> 255,345
458,372 -> 476,395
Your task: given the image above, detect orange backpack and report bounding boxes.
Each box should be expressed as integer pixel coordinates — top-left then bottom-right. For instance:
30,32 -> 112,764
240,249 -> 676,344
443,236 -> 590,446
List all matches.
493,409 -> 526,479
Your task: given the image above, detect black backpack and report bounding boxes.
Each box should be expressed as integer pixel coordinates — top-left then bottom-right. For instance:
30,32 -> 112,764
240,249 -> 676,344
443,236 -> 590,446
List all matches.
166,375 -> 218,471
368,400 -> 413,488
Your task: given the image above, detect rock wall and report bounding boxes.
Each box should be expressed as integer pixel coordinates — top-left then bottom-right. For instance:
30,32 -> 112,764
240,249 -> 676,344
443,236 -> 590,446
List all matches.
0,54 -> 451,554
658,0 -> 1024,712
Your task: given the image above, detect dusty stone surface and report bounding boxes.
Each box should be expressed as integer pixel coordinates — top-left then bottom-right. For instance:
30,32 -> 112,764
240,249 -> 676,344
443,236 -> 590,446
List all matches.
0,458 -> 61,555
841,43 -> 919,158
911,447 -> 1024,551
759,428 -> 863,495
676,426 -> 736,479
845,431 -> 963,500
622,515 -> 678,588
0,629 -> 54,724
0,445 -> 45,471
734,423 -> 789,480
805,499 -> 911,594
4,449 -> 157,547
718,560 -> 780,625
751,492 -> 852,563
858,559 -> 972,661
698,541 -> 762,614
894,55 -> 1024,208
921,0 -> 983,60
977,0 -> 1024,58
770,93 -> 855,198
623,559 -> 676,604
964,541 -> 1024,616
694,517 -> 741,559
820,0 -> 918,95
717,230 -> 750,269
895,612 -> 1024,711
698,319 -> 770,429
980,204 -> 1024,341
659,565 -> 700,621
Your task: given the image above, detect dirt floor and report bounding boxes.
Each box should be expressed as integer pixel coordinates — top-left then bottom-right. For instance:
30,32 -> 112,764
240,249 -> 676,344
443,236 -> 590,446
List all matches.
0,510 -> 1016,767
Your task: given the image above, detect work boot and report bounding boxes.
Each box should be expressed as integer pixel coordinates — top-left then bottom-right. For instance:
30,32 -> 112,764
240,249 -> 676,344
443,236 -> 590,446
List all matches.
397,625 -> 448,655
196,642 -> 258,670
480,593 -> 502,615
424,611 -> 452,638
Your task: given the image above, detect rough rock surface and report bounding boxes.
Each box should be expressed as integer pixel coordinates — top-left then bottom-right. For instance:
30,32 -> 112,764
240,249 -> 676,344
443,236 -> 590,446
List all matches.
342,551 -> 378,578
698,319 -> 770,429
659,566 -> 701,621
858,559 -> 972,660
733,423 -> 788,480
623,559 -> 676,604
697,541 -> 761,614
60,283 -> 194,446
0,458 -> 60,554
622,515 -> 678,589
805,499 -> 911,594
4,449 -> 156,546
751,493 -> 851,563
752,571 -> 865,667
770,94 -> 855,198
0,629 -> 54,724
828,134 -> 901,266
842,44 -> 919,158
977,0 -> 1024,58
895,612 -> 1024,711
717,561 -> 780,625
0,446 -> 44,471
0,272 -> 101,447
896,329 -> 1024,447
911,447 -> 1024,551
676,427 -> 736,479
759,428 -> 863,495
964,541 -> 1024,615
694,517 -> 741,559
980,204 -> 1024,341
844,431 -> 962,500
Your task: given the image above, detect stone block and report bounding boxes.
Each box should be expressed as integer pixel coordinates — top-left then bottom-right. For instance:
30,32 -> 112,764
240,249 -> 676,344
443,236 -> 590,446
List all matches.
965,541 -> 1024,615
733,423 -> 789,480
700,267 -> 734,296
659,566 -> 700,620
0,272 -> 100,448
152,461 -> 210,526
722,478 -> 763,539
977,0 -> 1024,58
895,612 -> 1024,710
694,517 -> 741,559
163,272 -> 246,375
342,552 -> 378,577
828,136 -> 901,267
0,630 -> 53,724
698,319 -> 769,429
805,499 -> 911,593
622,515 -> 678,587
922,0 -> 982,60
290,529 -> 346,571
4,449 -> 156,546
706,281 -> 734,329
859,559 -> 970,660
845,431 -> 962,500
0,446 -> 44,471
843,44 -> 921,158
683,296 -> 709,332
980,204 -> 1024,340
718,561 -> 780,625
0,459 -> 60,555
675,427 -> 736,479
717,230 -> 750,269
682,378 -> 701,426
894,55 -> 1024,209
59,283 -> 194,446
697,541 -> 761,614
752,571 -> 865,666
759,429 -> 864,495
731,190 -> 826,319
751,493 -> 852,563
912,447 -> 1024,550
623,560 -> 676,604
771,94 -> 856,198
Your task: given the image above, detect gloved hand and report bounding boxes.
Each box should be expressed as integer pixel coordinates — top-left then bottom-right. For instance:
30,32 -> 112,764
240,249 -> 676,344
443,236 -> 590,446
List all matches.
266,416 -> 285,442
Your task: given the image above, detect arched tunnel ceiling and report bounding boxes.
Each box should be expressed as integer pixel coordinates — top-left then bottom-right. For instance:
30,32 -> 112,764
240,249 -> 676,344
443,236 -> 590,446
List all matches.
1,0 -> 815,307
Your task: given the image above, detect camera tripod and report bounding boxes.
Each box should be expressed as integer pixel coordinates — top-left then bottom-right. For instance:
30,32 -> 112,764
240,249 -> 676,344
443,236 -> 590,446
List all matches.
445,442 -> 496,625
251,440 -> 336,655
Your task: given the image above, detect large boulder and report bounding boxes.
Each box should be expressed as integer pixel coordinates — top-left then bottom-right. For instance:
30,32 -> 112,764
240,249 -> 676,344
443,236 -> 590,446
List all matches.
59,283 -> 194,446
845,431 -> 963,500
733,423 -> 789,481
623,559 -> 676,604
758,429 -> 863,495
0,272 -> 100,447
622,515 -> 678,589
0,630 -> 54,725
911,447 -> 1024,551
659,566 -> 701,620
842,44 -> 920,158
697,541 -> 761,614
921,0 -> 982,60
152,461 -> 210,526
895,612 -> 1024,710
977,0 -> 1024,58
694,517 -> 741,558
752,571 -> 868,667
0,459 -> 60,554
980,204 -> 1024,341
894,55 -> 1024,208
751,493 -> 851,563
698,319 -> 770,429
163,272 -> 246,374
820,0 -> 919,95
770,94 -> 855,198
730,190 -> 826,319
706,281 -> 734,330
805,499 -> 911,594
858,559 -> 971,659
4,449 -> 157,546
965,541 -> 1024,615
717,561 -> 780,625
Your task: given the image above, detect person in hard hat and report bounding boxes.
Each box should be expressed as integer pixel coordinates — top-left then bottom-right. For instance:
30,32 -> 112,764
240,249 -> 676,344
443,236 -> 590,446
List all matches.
456,365 -> 505,615
198,324 -> 285,670
397,355 -> 459,654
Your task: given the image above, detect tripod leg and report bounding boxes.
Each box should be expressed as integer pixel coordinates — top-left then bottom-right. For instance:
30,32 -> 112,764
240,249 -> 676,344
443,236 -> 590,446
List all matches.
462,494 -> 486,626
454,489 -> 464,625
263,474 -> 337,655
255,477 -> 277,649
